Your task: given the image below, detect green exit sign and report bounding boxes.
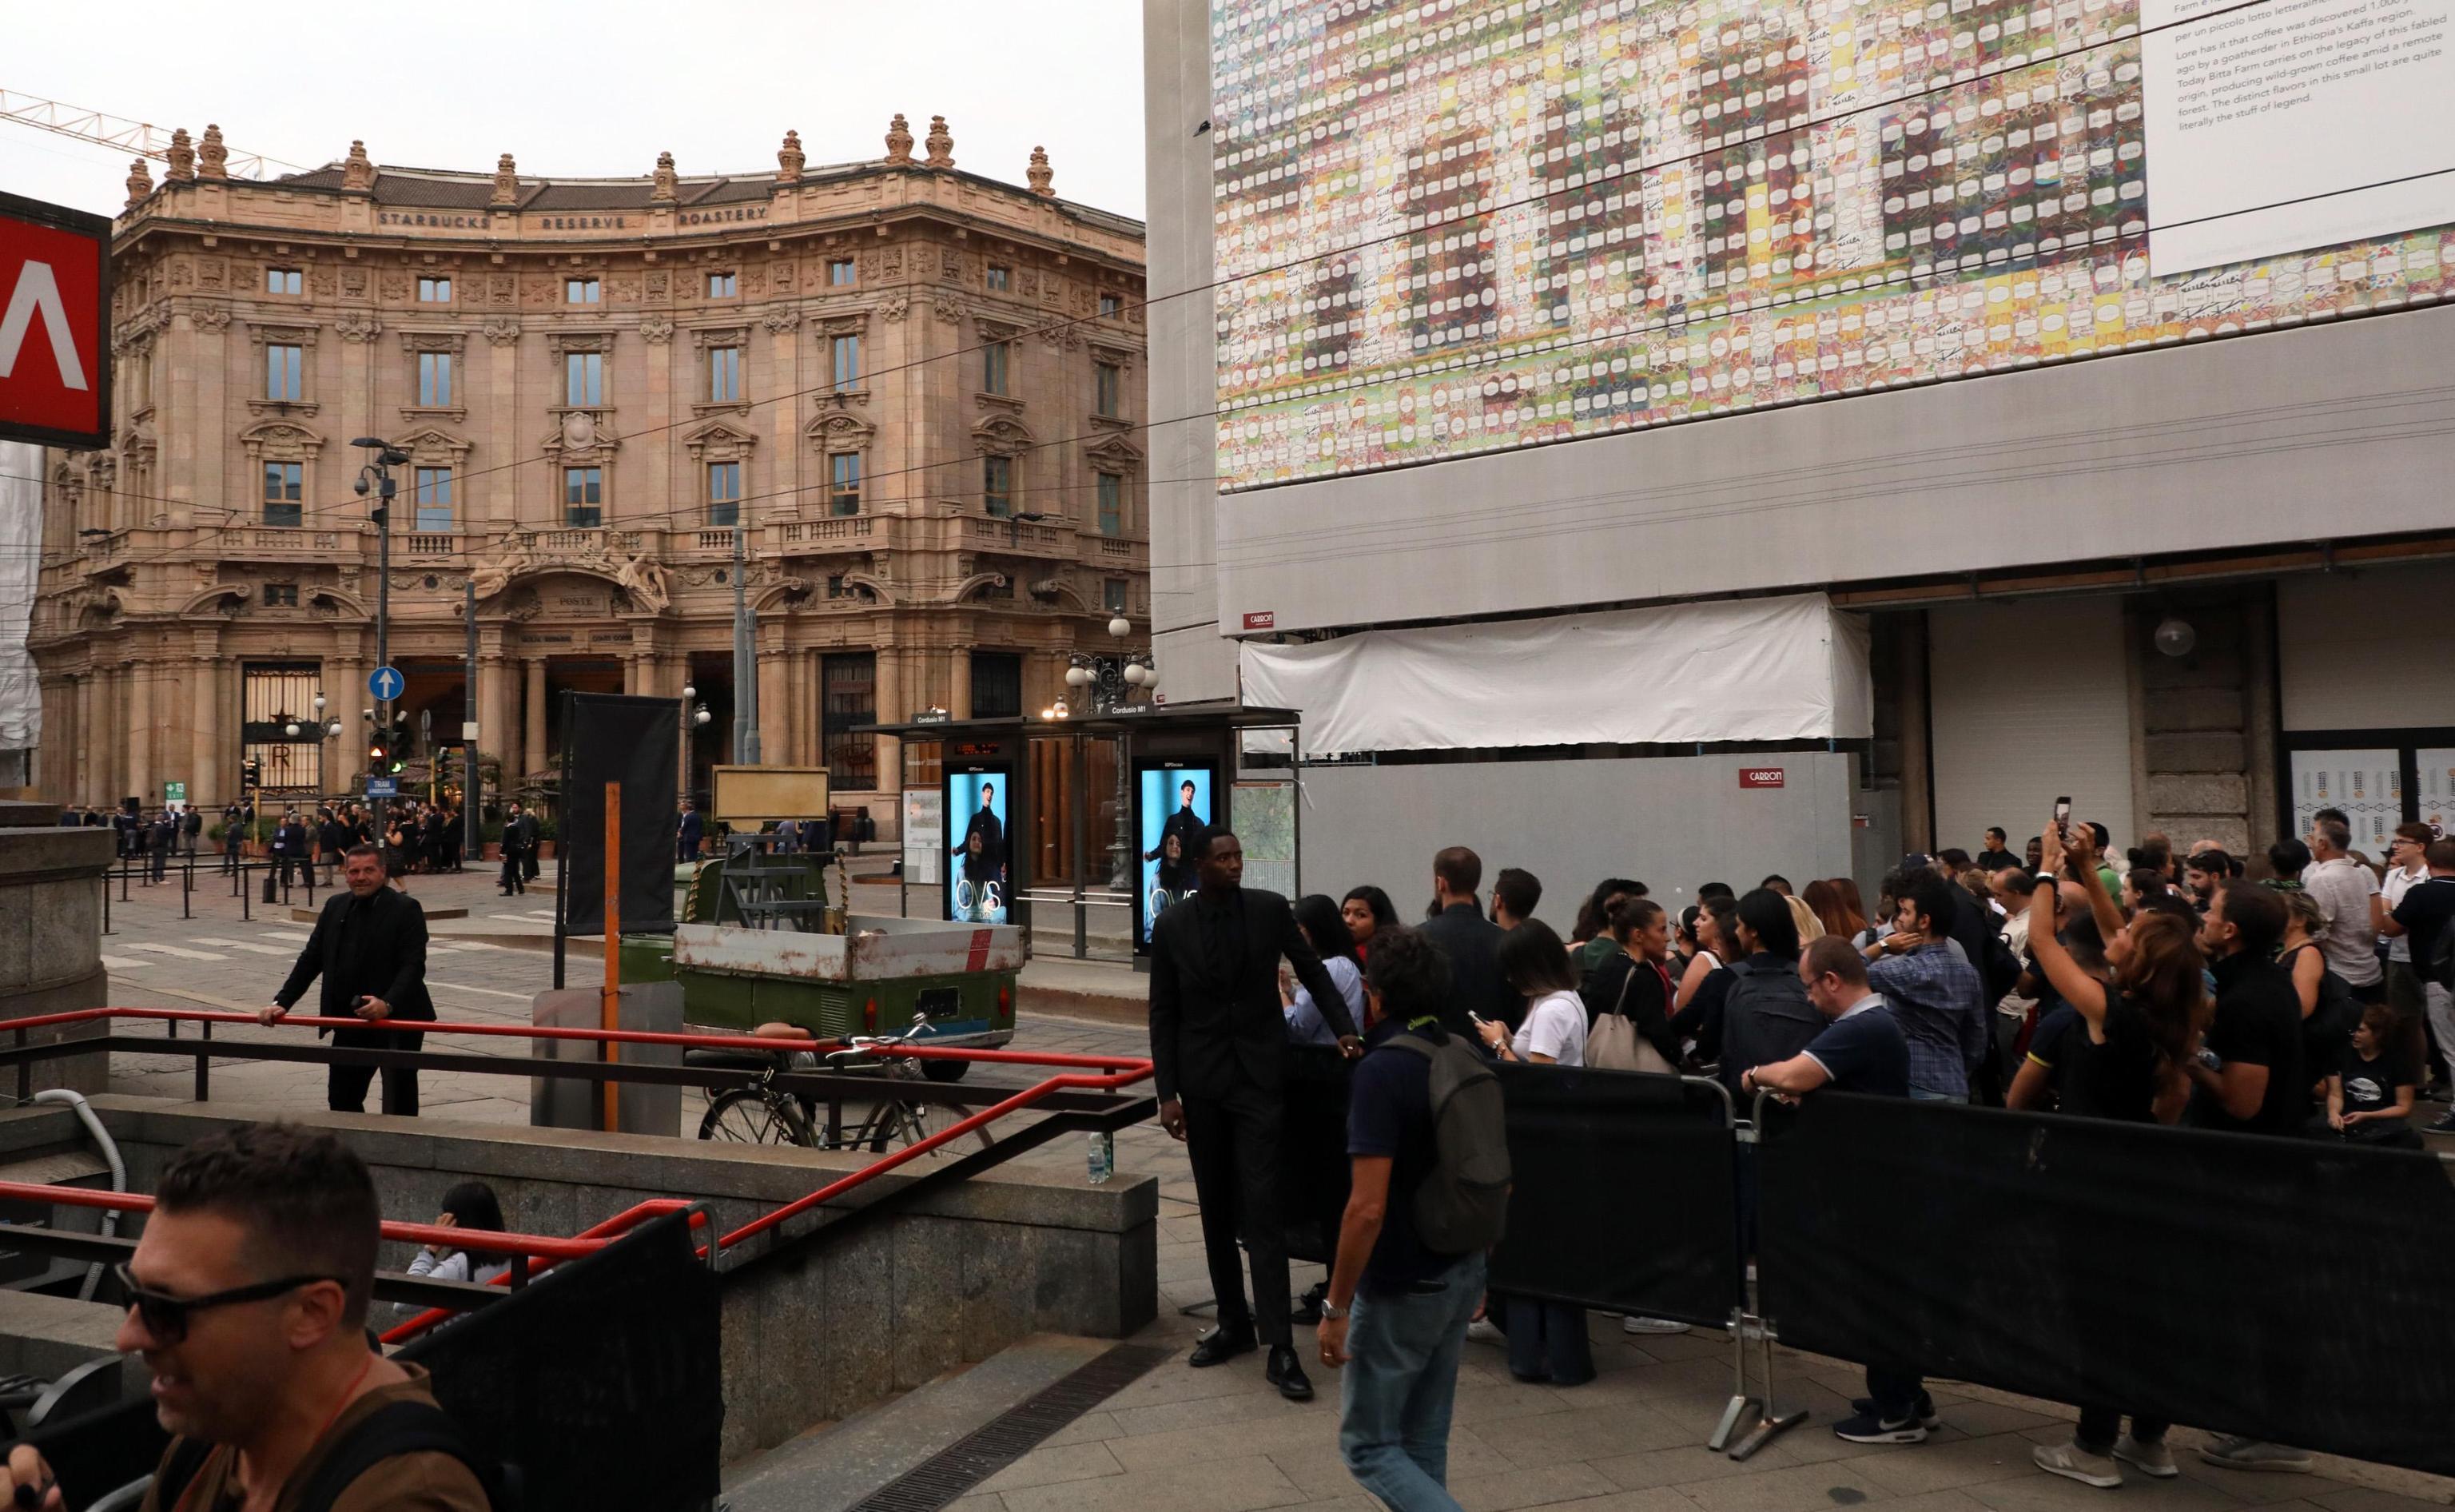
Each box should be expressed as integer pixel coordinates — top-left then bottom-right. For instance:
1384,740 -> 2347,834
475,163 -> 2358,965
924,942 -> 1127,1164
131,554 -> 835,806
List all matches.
163,781 -> 186,803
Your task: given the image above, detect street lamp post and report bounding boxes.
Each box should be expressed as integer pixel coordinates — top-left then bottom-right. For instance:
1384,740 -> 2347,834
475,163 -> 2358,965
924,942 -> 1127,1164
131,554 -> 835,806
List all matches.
1060,615 -> 1156,888
730,526 -> 760,764
351,438 -> 408,832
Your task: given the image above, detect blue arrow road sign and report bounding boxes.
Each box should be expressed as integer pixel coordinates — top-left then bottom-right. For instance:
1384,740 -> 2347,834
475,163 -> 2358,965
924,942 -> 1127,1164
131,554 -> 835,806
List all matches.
368,666 -> 404,701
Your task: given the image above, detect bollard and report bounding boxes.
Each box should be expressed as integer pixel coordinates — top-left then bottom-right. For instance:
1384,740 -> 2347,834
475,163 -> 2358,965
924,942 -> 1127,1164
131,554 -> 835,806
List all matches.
240,865 -> 250,922
181,857 -> 192,920
100,874 -> 110,936
120,865 -> 129,904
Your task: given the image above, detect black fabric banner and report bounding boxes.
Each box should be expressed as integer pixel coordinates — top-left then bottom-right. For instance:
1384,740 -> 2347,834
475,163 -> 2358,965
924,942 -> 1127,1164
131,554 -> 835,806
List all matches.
403,1208 -> 723,1511
1757,1094 -> 2455,1477
1485,1066 -> 1744,1329
560,692 -> 679,936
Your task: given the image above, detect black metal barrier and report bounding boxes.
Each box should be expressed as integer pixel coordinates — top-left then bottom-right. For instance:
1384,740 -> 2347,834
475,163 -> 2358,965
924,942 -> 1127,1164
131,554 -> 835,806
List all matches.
1281,1045 -> 1354,1264
1486,1064 -> 1743,1330
1756,1092 -> 2455,1478
22,1208 -> 723,1512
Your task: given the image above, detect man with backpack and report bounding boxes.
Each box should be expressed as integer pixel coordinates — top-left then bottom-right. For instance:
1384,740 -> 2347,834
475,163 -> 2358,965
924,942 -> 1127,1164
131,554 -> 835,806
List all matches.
1318,925 -> 1510,1512
3,1124 -> 494,1511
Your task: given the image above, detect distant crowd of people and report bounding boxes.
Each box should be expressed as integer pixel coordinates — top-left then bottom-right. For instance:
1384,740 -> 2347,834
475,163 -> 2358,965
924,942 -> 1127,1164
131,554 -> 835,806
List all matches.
1144,806 -> 2451,1511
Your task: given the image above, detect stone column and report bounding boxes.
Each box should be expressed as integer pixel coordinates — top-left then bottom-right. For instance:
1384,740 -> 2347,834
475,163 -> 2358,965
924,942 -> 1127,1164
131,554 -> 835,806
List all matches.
190,630 -> 223,810
949,646 -> 972,721
875,646 -> 909,800
127,659 -> 155,806
476,652 -> 509,777
73,674 -> 96,805
756,623 -> 788,767
523,658 -> 548,782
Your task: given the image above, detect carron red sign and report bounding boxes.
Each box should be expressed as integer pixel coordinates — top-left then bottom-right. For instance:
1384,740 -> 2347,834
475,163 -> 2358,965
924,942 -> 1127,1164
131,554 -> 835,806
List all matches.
1241,610 -> 1276,631
0,190 -> 111,451
1739,767 -> 1786,789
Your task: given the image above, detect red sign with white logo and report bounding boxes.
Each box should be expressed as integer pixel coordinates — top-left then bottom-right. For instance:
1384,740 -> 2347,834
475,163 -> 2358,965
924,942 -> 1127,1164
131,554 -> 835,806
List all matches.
0,191 -> 112,450
1740,767 -> 1786,789
1242,610 -> 1275,631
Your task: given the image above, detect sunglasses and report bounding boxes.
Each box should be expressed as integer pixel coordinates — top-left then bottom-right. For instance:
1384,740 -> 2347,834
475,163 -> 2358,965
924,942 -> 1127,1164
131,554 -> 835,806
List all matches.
113,1263 -> 343,1344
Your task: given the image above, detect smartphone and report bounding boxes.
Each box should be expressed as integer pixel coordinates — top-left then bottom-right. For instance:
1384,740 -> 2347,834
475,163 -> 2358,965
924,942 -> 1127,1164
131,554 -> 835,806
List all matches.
2053,796 -> 2071,838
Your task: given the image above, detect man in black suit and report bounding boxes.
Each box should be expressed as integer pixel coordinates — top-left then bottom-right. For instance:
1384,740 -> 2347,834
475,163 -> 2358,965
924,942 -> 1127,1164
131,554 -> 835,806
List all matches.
499,801 -> 531,896
1417,845 -> 1519,1033
1149,825 -> 1358,1403
258,844 -> 436,1116
1144,779 -> 1207,895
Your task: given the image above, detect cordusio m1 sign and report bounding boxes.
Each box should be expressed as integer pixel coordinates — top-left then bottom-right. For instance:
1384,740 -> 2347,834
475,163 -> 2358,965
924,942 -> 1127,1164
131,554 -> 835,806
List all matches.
0,191 -> 110,451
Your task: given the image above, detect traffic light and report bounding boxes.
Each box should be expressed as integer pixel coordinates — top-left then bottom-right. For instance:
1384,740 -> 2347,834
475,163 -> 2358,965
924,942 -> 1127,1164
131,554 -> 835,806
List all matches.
367,736 -> 388,774
241,756 -> 262,790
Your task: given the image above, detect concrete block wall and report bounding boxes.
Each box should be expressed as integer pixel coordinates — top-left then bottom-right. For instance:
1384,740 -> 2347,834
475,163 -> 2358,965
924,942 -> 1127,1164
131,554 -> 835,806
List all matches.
69,1099 -> 1157,1463
0,804 -> 113,1093
2128,588 -> 2278,862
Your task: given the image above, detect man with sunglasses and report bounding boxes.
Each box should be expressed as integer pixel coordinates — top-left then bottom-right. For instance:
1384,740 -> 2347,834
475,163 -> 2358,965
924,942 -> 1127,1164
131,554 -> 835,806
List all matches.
5,1124 -> 488,1510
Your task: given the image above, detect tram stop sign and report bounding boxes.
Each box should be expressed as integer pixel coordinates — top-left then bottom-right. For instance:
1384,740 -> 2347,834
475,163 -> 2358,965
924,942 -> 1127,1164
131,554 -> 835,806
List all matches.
0,191 -> 110,451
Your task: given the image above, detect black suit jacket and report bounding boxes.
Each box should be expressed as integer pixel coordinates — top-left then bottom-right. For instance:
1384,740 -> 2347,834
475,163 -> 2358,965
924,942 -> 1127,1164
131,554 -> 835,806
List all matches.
1148,887 -> 1351,1101
1418,901 -> 1518,1034
274,886 -> 436,1031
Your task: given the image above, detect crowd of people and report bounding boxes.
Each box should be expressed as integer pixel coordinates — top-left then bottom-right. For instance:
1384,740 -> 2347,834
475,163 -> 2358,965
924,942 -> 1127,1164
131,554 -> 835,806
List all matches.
1144,810 -> 2450,1511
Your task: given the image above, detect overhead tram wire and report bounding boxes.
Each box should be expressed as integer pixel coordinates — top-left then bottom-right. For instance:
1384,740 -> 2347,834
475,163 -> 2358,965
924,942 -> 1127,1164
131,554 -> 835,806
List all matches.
22,0 -> 2268,577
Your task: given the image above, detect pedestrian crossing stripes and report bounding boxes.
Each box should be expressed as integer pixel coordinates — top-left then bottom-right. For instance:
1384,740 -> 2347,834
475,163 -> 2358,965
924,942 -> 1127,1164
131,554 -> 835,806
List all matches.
192,937 -> 298,957
98,955 -> 143,970
121,943 -> 227,962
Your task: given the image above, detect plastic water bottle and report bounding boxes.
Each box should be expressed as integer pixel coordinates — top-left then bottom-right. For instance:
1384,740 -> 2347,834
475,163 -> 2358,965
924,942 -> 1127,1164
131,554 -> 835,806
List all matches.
1086,1131 -> 1114,1184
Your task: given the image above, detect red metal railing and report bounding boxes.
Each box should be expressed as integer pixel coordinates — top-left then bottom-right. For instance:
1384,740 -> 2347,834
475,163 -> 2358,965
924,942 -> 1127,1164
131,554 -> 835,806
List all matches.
6,1007 -> 1153,1343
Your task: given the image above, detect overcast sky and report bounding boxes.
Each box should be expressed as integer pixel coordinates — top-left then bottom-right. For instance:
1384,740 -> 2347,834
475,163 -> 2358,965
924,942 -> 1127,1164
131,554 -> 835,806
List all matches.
2,0 -> 1149,222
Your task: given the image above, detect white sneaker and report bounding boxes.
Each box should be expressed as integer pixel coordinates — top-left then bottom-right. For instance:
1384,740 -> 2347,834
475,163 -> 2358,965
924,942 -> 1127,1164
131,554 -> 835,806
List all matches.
2033,1442 -> 2123,1489
2112,1436 -> 2178,1478
1621,1315 -> 1689,1335
2198,1435 -> 2313,1473
1465,1318 -> 1504,1344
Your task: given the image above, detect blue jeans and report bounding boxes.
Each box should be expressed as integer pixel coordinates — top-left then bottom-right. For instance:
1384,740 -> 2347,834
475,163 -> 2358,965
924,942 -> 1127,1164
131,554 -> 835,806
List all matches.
1340,1251 -> 1486,1512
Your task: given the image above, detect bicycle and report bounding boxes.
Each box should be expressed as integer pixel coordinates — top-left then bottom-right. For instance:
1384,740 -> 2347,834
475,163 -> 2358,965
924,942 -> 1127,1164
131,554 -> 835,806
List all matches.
690,1023 -> 997,1154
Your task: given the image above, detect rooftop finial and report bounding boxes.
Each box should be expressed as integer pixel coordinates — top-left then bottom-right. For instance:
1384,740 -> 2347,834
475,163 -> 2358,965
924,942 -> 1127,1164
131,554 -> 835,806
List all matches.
491,153 -> 519,206
342,139 -> 375,192
166,129 -> 196,183
777,129 -> 805,184
924,114 -> 953,169
125,157 -> 153,209
652,149 -> 678,204
1027,145 -> 1052,197
197,125 -> 228,179
885,113 -> 914,165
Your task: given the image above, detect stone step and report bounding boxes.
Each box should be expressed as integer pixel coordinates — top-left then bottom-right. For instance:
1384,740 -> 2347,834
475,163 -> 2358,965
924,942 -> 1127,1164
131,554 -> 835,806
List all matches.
719,1333 -> 1117,1512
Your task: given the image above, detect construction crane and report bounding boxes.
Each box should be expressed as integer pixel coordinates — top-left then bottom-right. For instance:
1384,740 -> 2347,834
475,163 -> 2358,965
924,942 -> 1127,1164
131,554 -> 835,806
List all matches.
0,87 -> 306,179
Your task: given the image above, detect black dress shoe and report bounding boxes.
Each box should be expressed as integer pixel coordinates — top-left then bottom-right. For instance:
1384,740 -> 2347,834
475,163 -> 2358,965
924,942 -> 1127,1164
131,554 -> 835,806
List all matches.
1266,1346 -> 1315,1402
1188,1325 -> 1255,1367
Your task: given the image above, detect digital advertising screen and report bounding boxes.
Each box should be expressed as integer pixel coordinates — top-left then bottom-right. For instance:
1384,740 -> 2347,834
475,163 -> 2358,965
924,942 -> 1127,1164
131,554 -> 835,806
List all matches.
1210,0 -> 2455,492
1136,762 -> 1220,951
942,765 -> 1013,925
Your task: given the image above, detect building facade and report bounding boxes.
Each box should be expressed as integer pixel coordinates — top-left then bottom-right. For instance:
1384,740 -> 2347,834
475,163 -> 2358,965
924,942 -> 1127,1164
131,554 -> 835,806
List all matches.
30,116 -> 1149,825
1145,0 -> 2455,901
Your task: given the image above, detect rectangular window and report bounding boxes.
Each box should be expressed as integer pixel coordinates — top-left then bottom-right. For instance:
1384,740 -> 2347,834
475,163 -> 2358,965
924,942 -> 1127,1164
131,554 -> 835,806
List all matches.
265,344 -> 303,401
707,271 -> 738,298
564,351 -> 603,407
985,265 -> 1011,292
969,652 -> 1023,719
266,268 -> 301,296
830,334 -> 861,390
706,461 -> 741,527
1104,579 -> 1128,614
566,277 -> 601,304
563,467 -> 603,527
982,455 -> 1013,518
414,468 -> 453,531
1095,361 -> 1121,417
827,258 -> 857,286
829,452 -> 861,515
1099,293 -> 1120,317
709,344 -> 741,403
1096,472 -> 1124,537
822,652 -> 878,790
262,462 -> 303,527
416,276 -> 452,303
981,340 -> 1009,395
242,662 -> 323,793
262,583 -> 298,607
416,350 -> 454,407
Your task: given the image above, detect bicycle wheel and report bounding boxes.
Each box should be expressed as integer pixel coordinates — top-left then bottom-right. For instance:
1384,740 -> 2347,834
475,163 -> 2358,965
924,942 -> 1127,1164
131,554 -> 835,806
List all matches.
698,1088 -> 811,1147
864,1103 -> 998,1154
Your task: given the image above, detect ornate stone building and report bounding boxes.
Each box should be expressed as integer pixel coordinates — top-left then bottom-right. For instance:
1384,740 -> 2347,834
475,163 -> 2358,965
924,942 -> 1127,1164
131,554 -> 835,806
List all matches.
29,118 -> 1148,825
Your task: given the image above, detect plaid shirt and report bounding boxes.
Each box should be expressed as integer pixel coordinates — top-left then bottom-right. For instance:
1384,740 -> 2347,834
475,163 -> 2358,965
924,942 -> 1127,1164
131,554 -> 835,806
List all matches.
1866,941 -> 1987,1098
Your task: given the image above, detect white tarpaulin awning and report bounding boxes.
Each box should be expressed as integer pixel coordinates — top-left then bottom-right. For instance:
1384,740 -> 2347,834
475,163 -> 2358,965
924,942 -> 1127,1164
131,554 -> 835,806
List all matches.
1237,593 -> 1870,755
0,442 -> 42,751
